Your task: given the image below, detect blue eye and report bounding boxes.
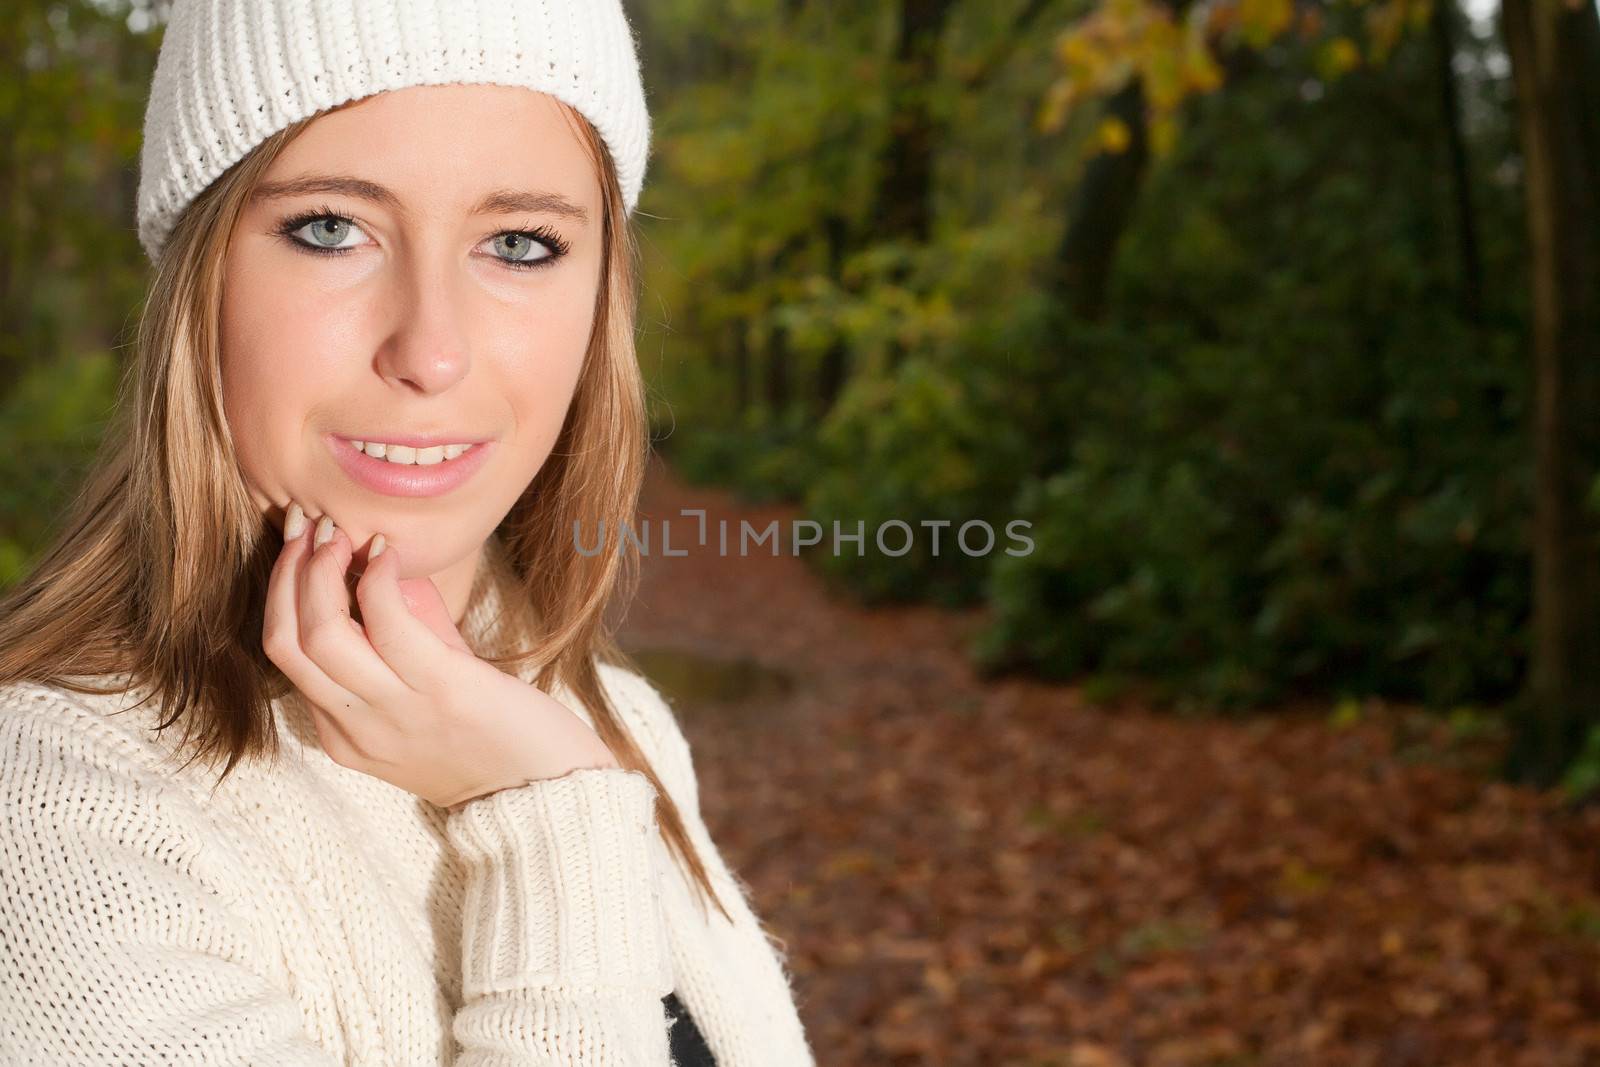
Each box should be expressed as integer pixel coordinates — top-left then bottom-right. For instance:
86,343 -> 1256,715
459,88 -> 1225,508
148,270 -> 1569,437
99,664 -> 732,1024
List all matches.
492,232 -> 550,266
485,224 -> 571,271
274,208 -> 370,253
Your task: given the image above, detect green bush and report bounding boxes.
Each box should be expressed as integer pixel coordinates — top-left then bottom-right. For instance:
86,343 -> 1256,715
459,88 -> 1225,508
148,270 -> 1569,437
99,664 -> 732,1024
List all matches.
0,351 -> 120,587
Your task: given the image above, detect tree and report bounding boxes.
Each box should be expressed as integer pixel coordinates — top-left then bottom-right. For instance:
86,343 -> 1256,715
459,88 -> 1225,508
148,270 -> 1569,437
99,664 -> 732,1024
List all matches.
1498,0 -> 1600,786
1038,0 -> 1432,320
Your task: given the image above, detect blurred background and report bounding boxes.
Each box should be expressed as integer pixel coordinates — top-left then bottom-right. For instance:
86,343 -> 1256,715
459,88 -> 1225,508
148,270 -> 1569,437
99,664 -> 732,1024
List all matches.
3,0 -> 1599,1062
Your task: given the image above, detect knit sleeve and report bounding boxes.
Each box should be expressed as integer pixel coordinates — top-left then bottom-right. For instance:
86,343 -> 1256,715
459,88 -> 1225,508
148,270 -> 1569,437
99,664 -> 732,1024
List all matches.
442,767 -> 675,1065
1,686 -> 677,1067
0,689 -> 340,1065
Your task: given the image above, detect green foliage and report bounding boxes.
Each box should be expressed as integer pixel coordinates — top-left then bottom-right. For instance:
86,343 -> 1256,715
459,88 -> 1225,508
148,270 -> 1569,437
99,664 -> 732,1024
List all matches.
1560,724 -> 1600,804
0,2 -> 159,373
977,26 -> 1530,709
635,1 -> 1532,715
635,1 -> 1064,496
0,350 -> 119,586
0,1 -> 159,584
802,350 -> 1031,606
635,2 -> 888,452
658,404 -> 824,504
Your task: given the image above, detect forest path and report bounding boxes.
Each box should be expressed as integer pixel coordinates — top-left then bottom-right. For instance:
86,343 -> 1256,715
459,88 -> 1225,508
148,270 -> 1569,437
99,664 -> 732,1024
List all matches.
615,454 -> 1600,1067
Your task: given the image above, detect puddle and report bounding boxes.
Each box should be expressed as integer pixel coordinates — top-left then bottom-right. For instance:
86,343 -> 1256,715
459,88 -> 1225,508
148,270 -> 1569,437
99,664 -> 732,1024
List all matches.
625,646 -> 796,711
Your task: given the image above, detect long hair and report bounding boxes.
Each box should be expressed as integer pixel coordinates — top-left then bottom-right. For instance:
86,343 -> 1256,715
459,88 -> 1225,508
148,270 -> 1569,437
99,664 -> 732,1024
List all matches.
0,101 -> 733,924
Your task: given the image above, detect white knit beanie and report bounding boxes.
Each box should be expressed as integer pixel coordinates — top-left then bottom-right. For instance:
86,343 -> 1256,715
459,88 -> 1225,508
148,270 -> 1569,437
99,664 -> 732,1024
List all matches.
135,0 -> 651,263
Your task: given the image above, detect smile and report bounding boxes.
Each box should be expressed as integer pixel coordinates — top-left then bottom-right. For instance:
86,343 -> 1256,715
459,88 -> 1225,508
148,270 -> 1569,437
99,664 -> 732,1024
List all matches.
327,433 -> 495,498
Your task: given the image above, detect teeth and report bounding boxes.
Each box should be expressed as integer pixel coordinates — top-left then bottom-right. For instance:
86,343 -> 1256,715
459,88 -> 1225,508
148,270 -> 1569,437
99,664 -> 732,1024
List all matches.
353,440 -> 475,465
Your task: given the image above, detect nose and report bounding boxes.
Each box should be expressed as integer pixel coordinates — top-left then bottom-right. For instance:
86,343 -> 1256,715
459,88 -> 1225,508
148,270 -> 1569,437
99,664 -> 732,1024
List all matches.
374,252 -> 471,395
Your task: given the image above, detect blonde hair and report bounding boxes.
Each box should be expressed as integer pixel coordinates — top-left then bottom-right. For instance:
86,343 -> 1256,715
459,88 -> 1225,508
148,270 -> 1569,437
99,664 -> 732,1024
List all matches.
0,100 -> 733,924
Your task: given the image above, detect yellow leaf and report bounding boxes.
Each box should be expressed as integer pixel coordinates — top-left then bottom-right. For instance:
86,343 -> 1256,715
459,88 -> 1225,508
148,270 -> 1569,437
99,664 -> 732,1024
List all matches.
1097,115 -> 1133,154
1317,36 -> 1362,80
1238,0 -> 1294,46
1057,31 -> 1097,68
1182,34 -> 1225,94
1330,696 -> 1363,728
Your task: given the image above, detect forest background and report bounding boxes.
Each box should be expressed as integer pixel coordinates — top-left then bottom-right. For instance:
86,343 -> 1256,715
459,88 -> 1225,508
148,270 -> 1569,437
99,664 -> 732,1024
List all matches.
0,0 -> 1597,790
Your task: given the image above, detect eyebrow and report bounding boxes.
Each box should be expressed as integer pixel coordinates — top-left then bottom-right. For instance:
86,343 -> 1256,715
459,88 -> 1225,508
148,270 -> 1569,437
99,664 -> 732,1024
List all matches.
250,175 -> 591,224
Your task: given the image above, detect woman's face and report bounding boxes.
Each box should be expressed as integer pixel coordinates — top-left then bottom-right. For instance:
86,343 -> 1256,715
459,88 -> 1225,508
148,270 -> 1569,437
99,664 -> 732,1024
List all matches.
221,83 -> 603,588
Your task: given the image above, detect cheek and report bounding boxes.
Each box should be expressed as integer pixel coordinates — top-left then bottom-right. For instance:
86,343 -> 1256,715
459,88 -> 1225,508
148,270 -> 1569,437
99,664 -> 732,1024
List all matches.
493,294 -> 593,450
219,260 -> 365,480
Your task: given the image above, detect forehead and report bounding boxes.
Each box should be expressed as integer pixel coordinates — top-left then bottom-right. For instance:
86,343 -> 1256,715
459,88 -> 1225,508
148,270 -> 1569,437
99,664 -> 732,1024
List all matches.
258,83 -> 600,214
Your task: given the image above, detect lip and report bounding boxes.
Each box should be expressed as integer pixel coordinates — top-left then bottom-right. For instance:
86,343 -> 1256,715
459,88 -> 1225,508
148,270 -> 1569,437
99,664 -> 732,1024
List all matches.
328,433 -> 495,498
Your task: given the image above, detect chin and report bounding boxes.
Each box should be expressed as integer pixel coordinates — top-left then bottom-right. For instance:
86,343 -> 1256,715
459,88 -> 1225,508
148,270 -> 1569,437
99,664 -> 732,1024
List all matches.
360,515 -> 488,576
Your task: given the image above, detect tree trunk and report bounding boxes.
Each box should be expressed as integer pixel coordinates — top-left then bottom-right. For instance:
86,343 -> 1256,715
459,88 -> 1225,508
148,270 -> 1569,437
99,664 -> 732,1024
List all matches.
727,321 -> 752,415
765,326 -> 792,417
1050,76 -> 1150,322
873,0 -> 959,245
815,213 -> 852,415
873,0 -> 959,373
1500,0 -> 1600,785
1431,0 -> 1484,328
1047,0 -> 1210,322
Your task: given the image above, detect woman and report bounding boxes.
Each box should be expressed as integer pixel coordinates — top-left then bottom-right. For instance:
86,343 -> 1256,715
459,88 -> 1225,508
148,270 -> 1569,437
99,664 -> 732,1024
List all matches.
0,2 -> 815,1064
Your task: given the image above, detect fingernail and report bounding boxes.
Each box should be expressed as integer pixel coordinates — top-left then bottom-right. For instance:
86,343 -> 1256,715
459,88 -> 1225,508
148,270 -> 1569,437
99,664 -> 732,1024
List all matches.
369,533 -> 386,560
284,502 -> 306,541
313,515 -> 334,549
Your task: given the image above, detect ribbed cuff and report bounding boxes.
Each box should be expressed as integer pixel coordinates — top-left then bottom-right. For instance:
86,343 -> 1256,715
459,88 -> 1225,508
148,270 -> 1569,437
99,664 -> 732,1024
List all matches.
445,767 -> 672,999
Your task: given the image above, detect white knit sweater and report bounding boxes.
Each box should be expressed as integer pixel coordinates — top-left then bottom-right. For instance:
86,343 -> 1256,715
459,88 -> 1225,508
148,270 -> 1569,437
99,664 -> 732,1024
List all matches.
0,578 -> 815,1065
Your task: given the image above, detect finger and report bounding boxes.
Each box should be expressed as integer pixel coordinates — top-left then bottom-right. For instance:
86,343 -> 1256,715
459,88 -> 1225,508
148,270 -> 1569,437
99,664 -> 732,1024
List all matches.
297,519 -> 414,716
396,573 -> 473,654
354,540 -> 471,690
262,506 -> 365,724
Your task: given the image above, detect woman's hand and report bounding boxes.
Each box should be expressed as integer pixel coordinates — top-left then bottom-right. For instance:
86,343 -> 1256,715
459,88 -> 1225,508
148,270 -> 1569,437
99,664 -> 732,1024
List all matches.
262,502 -> 621,809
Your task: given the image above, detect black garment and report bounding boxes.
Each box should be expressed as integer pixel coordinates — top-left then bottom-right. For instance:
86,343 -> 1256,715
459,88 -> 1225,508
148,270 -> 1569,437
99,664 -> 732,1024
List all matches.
663,990 -> 718,1067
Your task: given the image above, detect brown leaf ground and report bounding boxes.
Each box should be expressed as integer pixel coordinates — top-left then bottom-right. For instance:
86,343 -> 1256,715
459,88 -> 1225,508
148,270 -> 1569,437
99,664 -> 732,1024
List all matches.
614,455 -> 1600,1067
